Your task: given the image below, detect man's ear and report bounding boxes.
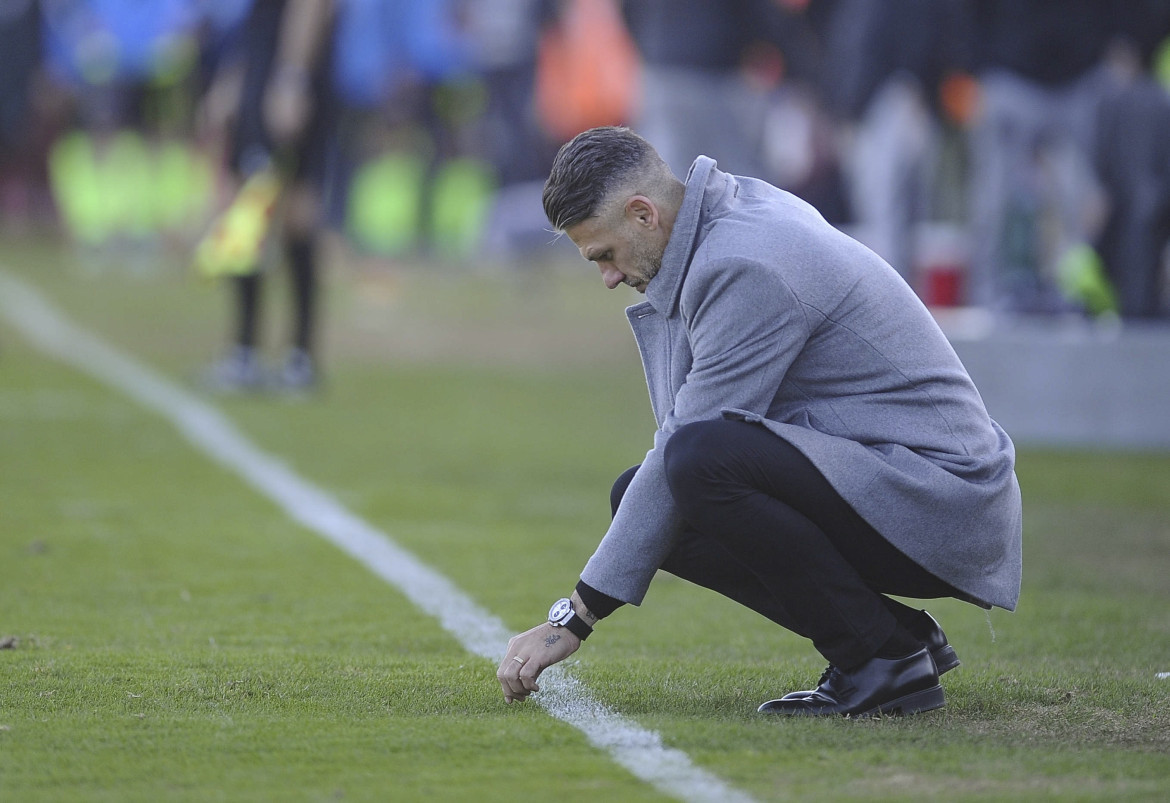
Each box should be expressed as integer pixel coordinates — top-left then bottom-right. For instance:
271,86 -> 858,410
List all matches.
625,195 -> 659,229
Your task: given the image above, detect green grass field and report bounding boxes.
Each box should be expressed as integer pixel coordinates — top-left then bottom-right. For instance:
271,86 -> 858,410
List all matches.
2,236 -> 1168,802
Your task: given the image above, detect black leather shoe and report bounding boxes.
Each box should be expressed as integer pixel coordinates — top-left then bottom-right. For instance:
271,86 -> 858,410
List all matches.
758,646 -> 944,717
775,610 -> 959,703
907,610 -> 960,674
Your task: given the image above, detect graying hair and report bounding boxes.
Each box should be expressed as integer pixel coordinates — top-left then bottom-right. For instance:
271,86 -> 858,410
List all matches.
542,127 -> 668,231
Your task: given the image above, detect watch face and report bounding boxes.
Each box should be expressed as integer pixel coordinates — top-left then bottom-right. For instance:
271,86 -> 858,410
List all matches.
548,597 -> 574,625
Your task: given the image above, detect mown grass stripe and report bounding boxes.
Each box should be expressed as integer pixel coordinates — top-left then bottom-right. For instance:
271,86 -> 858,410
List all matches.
0,268 -> 757,803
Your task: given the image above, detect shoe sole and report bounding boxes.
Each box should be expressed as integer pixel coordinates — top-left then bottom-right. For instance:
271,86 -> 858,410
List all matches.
777,646 -> 959,703
759,684 -> 947,717
857,684 -> 946,718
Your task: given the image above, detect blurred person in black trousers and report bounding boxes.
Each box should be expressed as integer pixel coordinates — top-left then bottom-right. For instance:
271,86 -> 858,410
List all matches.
620,0 -> 817,182
1092,1 -> 1170,319
820,0 -> 974,284
966,0 -> 1119,314
201,0 -> 336,393
0,0 -> 46,231
463,0 -> 560,189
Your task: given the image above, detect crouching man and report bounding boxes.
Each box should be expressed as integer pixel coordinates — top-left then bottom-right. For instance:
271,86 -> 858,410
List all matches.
498,127 -> 1021,717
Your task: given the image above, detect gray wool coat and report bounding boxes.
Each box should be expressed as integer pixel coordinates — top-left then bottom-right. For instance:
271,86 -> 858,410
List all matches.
580,157 -> 1023,611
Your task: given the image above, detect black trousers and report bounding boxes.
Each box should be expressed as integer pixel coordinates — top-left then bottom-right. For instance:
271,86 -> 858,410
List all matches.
614,419 -> 958,669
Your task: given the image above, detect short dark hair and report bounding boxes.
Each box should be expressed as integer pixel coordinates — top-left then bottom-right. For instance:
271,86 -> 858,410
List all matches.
542,127 -> 660,231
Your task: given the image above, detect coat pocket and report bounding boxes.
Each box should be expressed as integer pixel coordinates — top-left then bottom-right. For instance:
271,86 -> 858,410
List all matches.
722,406 -> 833,436
721,407 -> 764,424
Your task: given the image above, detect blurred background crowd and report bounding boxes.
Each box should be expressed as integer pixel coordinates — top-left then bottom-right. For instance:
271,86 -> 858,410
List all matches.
3,0 -> 1170,323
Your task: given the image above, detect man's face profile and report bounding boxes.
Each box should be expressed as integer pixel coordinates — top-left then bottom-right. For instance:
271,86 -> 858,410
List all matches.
565,197 -> 664,294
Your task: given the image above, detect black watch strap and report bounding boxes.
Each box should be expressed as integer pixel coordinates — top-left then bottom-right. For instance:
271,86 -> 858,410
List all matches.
563,612 -> 592,641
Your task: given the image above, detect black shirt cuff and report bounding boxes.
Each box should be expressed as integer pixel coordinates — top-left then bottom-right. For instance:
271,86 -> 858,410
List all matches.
576,579 -> 624,619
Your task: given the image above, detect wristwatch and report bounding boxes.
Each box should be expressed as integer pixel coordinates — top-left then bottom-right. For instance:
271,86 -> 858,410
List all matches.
548,597 -> 592,641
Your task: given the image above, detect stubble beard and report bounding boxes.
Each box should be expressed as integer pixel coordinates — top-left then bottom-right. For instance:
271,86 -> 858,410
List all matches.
627,240 -> 663,290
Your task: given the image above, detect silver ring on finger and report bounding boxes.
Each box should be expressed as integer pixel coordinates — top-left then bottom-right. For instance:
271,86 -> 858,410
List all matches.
512,656 -> 526,665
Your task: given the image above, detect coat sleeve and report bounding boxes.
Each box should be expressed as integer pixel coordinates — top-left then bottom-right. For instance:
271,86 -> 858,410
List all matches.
580,254 -> 811,604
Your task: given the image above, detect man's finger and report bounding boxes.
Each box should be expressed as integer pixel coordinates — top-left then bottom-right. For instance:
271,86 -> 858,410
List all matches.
498,663 -> 531,703
503,679 -> 531,703
518,665 -> 542,693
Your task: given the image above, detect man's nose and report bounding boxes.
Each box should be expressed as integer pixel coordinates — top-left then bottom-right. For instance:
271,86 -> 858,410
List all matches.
600,265 -> 625,290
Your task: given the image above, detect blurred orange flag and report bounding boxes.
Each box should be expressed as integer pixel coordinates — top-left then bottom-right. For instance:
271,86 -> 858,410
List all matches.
536,0 -> 641,140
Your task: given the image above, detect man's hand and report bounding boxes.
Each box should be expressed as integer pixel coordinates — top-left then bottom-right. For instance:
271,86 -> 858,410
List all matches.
263,71 -> 313,147
263,0 -> 333,146
497,623 -> 581,703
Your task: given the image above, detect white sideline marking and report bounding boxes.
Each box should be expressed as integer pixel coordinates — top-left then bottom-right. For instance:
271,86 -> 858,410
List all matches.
0,270 -> 756,803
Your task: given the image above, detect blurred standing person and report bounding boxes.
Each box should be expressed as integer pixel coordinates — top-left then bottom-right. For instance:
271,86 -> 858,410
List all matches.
821,0 -> 974,284
463,0 -> 559,189
966,0 -> 1118,313
39,0 -> 206,253
199,0 -> 336,393
461,0 -> 565,258
393,0 -> 484,259
0,0 -> 45,230
620,0 -> 814,180
1090,1 -> 1170,319
328,0 -> 488,260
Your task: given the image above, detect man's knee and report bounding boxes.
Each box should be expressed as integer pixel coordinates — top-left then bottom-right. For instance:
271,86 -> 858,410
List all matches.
663,420 -> 733,499
610,465 -> 640,517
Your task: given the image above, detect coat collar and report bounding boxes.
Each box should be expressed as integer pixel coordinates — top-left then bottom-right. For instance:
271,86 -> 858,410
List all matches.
645,156 -> 728,316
